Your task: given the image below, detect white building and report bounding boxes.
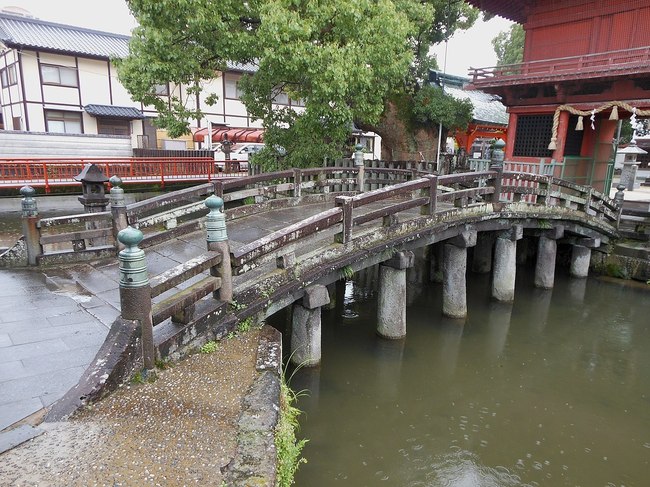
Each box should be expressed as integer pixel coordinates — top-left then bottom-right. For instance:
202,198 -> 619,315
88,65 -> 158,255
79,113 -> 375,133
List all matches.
0,9 -> 381,159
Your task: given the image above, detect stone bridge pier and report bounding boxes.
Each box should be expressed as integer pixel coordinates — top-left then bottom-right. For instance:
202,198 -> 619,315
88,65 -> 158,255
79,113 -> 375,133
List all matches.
377,251 -> 414,339
291,285 -> 330,367
443,227 -> 477,319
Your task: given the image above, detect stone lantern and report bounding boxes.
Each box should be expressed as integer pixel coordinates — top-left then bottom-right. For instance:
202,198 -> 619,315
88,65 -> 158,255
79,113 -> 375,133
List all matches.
618,140 -> 647,191
490,139 -> 506,170
75,163 -> 109,213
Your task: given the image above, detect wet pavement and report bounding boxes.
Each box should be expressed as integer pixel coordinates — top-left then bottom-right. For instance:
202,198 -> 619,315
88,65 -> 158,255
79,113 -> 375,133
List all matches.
0,202 -> 331,437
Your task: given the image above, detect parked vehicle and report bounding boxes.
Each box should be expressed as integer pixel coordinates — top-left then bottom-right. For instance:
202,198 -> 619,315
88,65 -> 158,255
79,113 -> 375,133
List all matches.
214,143 -> 264,171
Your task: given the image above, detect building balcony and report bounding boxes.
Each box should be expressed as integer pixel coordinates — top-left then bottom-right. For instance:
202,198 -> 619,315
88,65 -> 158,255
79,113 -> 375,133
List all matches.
469,46 -> 650,89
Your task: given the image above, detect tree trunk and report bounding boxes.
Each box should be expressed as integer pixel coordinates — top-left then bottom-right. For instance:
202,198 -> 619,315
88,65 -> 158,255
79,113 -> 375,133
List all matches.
359,101 -> 441,162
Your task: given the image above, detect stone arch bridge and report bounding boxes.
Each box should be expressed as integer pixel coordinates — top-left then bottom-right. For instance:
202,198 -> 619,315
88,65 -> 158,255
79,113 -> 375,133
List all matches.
6,164 -> 621,417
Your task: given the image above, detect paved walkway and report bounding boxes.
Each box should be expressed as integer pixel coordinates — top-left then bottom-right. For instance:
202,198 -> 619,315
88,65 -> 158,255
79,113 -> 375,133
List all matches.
0,202 -> 331,434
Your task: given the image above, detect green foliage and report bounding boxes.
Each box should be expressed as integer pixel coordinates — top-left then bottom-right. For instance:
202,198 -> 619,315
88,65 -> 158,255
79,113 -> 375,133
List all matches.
397,0 -> 478,83
340,265 -> 355,280
605,262 -> 628,279
229,300 -> 245,311
155,359 -> 171,370
131,371 -> 145,384
131,369 -> 157,384
492,24 -> 525,67
276,376 -> 308,486
411,85 -> 474,130
200,340 -> 219,354
237,317 -> 254,333
118,0 -> 480,166
120,0 -> 413,167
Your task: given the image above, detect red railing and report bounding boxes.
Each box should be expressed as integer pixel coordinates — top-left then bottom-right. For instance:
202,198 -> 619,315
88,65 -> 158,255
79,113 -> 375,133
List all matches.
0,157 -> 247,192
470,46 -> 650,87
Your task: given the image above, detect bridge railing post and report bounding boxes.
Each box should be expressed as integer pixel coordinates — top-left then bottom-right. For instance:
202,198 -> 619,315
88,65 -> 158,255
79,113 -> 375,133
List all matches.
423,174 -> 438,215
614,183 -> 626,227
213,179 -> 224,199
488,139 -> 505,202
354,144 -> 365,193
20,186 -> 42,266
335,195 -> 353,244
293,168 -> 302,198
109,176 -> 128,250
117,226 -> 155,370
206,195 -> 233,303
536,175 -> 551,206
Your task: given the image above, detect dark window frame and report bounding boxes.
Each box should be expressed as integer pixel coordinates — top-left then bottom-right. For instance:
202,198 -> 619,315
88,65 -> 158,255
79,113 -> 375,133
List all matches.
97,117 -> 131,136
1,64 -> 17,88
513,114 -> 554,158
44,110 -> 83,134
40,63 -> 79,88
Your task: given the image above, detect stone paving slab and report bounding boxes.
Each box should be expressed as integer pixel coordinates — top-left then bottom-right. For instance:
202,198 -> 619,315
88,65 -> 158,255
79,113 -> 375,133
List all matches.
0,424 -> 43,454
0,267 -> 112,432
0,398 -> 43,432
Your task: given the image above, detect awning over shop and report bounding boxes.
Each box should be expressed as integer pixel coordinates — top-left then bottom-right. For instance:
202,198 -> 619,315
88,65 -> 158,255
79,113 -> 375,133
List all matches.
84,104 -> 145,119
193,126 -> 265,143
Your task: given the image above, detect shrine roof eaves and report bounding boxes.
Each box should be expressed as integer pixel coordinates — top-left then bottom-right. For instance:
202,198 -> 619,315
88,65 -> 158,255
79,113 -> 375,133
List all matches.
465,0 -> 534,24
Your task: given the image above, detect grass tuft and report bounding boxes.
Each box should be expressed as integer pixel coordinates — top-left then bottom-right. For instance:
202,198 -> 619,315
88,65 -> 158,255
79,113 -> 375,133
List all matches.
275,376 -> 308,486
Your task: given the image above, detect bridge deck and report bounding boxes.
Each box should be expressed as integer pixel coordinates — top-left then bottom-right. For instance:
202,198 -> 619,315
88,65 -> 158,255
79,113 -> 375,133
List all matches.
0,201 -> 333,433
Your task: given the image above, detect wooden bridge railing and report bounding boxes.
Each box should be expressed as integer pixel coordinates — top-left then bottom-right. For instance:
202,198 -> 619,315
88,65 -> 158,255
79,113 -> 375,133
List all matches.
230,169 -> 621,274
11,167 -> 621,269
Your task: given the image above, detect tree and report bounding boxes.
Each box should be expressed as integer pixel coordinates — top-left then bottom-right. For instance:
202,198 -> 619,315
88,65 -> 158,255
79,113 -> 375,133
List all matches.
118,0 -> 479,167
119,0 -> 412,168
492,24 -> 525,66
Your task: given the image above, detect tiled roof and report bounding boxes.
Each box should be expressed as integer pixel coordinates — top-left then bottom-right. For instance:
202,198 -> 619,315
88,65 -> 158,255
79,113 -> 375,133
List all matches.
84,104 -> 144,119
465,0 -> 532,24
0,12 -> 260,75
227,61 -> 259,74
444,85 -> 508,126
0,12 -> 130,58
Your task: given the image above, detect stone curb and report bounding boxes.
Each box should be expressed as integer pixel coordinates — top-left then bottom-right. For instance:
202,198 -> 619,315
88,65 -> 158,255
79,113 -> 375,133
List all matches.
222,325 -> 282,486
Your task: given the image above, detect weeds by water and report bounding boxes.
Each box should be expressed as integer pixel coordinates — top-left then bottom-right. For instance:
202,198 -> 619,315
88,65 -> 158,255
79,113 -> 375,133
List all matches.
276,376 -> 308,486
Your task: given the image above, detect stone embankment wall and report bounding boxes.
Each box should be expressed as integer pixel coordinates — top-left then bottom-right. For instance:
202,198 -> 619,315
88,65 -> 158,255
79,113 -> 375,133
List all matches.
592,243 -> 650,281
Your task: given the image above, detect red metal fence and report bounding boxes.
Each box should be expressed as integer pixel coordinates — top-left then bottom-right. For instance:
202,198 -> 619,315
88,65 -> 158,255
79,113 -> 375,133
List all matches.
0,157 -> 246,192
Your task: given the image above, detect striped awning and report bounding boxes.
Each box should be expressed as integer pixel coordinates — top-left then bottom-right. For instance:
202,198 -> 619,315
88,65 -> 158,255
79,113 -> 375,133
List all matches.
193,126 -> 265,143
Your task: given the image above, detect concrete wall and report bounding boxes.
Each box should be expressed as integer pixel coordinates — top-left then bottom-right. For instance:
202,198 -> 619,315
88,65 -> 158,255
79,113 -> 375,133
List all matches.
0,131 -> 132,158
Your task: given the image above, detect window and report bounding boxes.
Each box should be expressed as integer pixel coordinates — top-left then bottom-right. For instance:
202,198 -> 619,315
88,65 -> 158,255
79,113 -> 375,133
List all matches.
45,110 -> 82,134
291,97 -> 306,107
97,118 -> 130,136
225,75 -> 243,99
513,115 -> 553,158
153,83 -> 169,96
273,91 -> 289,105
40,64 -> 78,87
1,65 -> 17,87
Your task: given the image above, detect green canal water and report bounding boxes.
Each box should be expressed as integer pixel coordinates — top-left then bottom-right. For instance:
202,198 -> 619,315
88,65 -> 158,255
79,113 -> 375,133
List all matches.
287,268 -> 650,486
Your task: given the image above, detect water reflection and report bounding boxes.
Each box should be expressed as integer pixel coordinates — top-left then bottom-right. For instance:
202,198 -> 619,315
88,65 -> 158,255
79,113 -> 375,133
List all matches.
290,268 -> 650,487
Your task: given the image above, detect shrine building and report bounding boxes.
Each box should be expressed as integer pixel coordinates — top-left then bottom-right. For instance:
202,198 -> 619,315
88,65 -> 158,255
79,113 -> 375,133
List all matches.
467,0 -> 650,192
